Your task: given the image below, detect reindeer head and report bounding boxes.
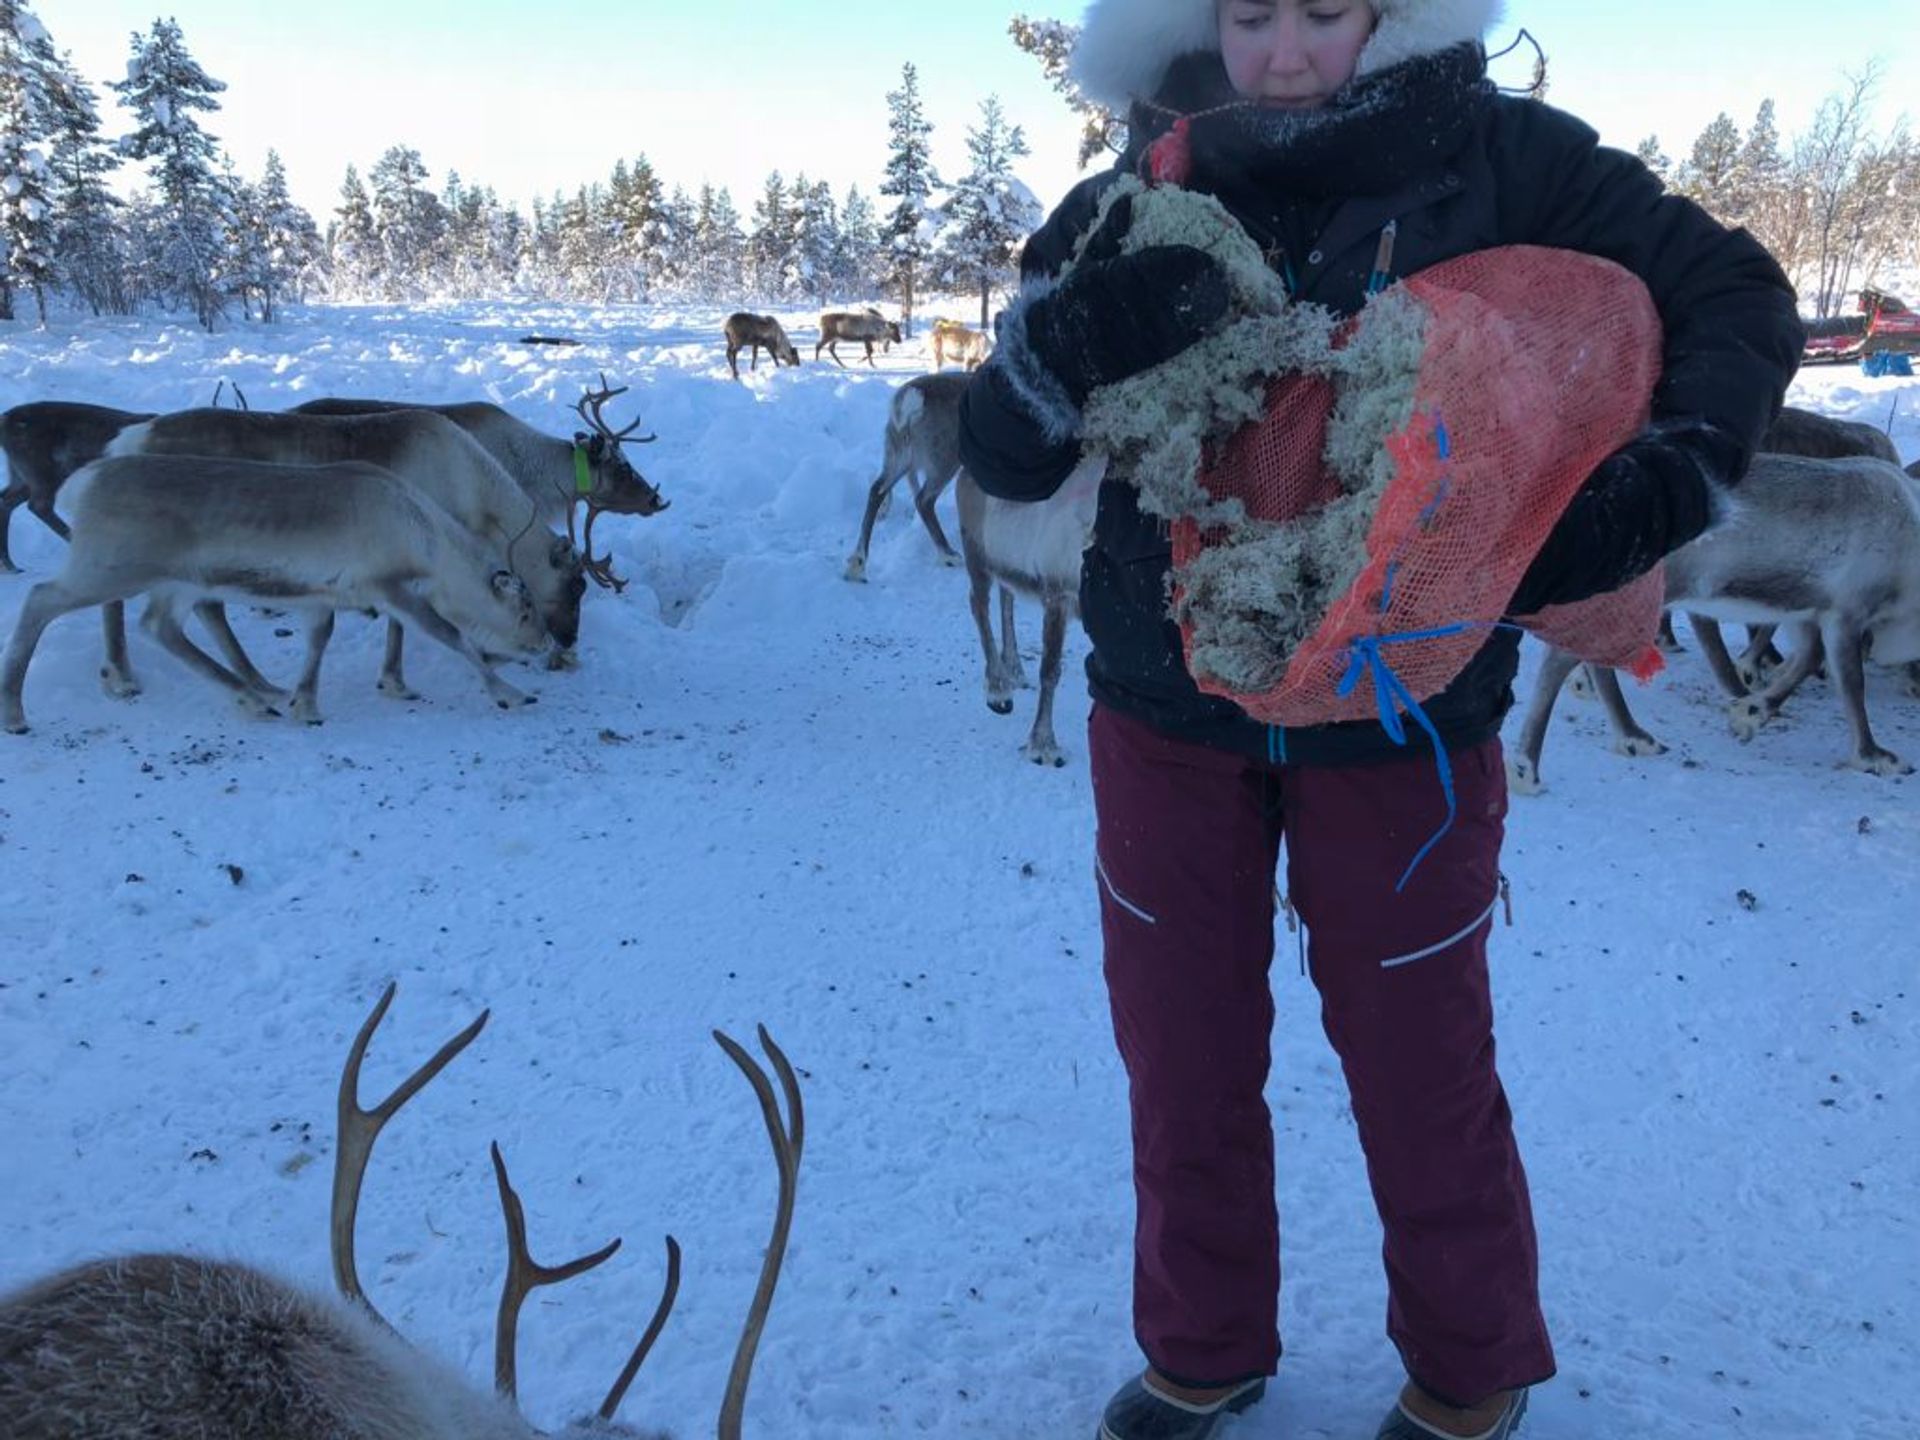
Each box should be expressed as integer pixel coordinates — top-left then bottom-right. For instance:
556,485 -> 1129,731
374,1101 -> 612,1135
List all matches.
572,375 -> 668,519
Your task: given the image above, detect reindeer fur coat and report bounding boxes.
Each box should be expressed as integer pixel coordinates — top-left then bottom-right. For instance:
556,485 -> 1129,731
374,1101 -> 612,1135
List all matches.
958,0 -> 1804,766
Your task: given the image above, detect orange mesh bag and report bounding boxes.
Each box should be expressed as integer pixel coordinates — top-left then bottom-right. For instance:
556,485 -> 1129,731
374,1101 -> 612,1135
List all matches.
1169,245 -> 1666,729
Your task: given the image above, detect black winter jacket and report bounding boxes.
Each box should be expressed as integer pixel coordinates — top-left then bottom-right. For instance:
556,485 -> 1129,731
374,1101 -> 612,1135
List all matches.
959,55 -> 1804,768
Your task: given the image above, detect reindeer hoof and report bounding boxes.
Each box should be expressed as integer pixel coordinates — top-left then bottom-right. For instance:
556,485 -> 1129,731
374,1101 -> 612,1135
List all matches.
99,669 -> 141,700
1612,733 -> 1667,758
1505,757 -> 1545,796
4,717 -> 27,735
545,646 -> 579,672
1023,742 -> 1068,767
843,556 -> 868,583
987,696 -> 1014,716
938,551 -> 964,569
377,678 -> 420,701
1849,749 -> 1913,777
1728,696 -> 1772,742
1567,671 -> 1595,701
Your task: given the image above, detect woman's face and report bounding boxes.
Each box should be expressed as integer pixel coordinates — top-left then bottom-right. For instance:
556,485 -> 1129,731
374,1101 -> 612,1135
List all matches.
1217,0 -> 1376,109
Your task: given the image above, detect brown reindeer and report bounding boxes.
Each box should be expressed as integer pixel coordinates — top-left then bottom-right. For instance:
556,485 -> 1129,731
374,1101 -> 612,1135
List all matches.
816,309 -> 902,368
0,401 -> 155,572
0,983 -> 804,1440
722,312 -> 801,379
930,319 -> 991,372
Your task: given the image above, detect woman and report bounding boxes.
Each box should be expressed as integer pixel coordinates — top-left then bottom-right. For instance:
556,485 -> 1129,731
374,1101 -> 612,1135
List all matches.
957,3 -> 1804,1438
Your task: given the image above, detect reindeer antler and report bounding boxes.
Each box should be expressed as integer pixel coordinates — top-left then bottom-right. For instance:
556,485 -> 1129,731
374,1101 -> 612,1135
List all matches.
574,371 -> 657,446
489,1142 -> 624,1400
331,984 -> 490,1328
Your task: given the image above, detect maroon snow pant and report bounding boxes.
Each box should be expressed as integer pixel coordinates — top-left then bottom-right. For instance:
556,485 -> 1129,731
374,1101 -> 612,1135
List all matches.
1089,703 -> 1555,1407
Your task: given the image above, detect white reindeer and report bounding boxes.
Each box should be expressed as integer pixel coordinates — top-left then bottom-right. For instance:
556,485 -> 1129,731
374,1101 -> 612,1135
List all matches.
292,376 -> 670,595
107,406 -> 585,699
843,372 -> 969,581
2,455 -> 550,733
1509,451 -> 1920,789
0,984 -> 804,1440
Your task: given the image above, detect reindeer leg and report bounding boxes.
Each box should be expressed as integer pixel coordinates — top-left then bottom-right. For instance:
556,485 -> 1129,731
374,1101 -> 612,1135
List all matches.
998,583 -> 1029,690
1022,597 -> 1070,767
1728,622 -> 1824,741
1656,610 -> 1683,652
914,469 -> 961,566
0,485 -> 26,573
966,553 -> 1013,716
844,465 -> 903,583
4,577 -> 104,732
1821,614 -> 1910,775
98,599 -> 140,698
1590,665 -> 1666,757
375,618 -> 419,700
377,582 -> 535,710
287,610 -> 335,724
192,599 -> 286,702
28,495 -> 71,544
1688,616 -> 1749,698
1906,661 -> 1920,701
1506,644 -> 1583,795
141,596 -> 282,718
1735,623 -> 1783,689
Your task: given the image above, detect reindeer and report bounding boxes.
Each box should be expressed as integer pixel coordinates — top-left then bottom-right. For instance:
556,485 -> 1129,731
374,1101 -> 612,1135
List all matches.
1509,452 -> 1920,790
2,455 -> 552,733
293,376 -> 669,594
0,983 -> 803,1440
930,319 -> 991,372
815,309 -> 902,368
722,312 -> 802,380
843,372 -> 969,581
107,407 -> 586,701
0,401 -> 154,572
956,457 -> 1101,767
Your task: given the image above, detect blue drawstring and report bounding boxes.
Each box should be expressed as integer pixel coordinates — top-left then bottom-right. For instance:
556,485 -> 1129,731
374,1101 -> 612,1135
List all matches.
1268,724 -> 1288,765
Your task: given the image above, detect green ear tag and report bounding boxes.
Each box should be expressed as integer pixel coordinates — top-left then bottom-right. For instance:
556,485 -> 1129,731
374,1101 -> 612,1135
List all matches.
573,444 -> 593,495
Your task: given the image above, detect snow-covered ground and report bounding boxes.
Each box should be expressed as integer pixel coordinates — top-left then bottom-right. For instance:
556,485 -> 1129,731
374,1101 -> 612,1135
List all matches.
0,303 -> 1913,1439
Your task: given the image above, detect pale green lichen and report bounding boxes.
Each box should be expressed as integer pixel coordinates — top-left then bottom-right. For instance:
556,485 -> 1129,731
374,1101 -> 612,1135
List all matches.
1066,179 -> 1430,690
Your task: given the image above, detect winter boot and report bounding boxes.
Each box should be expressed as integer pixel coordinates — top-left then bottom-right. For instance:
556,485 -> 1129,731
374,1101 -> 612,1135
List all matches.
1096,1374 -> 1266,1440
1374,1386 -> 1527,1440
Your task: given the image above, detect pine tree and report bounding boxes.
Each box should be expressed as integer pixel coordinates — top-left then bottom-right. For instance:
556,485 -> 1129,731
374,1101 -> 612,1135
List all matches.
934,95 -> 1040,327
1009,15 -> 1122,168
834,184 -> 882,300
0,37 -> 54,321
1633,135 -> 1671,185
41,41 -> 128,315
248,150 -> 319,317
110,17 -> 231,329
1680,112 -> 1742,211
368,145 -> 445,298
791,176 -> 839,302
749,170 -> 797,300
879,61 -> 940,332
330,163 -> 378,297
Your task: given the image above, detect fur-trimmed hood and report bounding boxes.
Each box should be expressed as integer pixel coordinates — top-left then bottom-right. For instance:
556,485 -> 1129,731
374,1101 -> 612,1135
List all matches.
1069,0 -> 1505,111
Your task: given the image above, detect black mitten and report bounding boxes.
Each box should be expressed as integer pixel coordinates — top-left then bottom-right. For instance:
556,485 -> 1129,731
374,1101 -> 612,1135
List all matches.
990,193 -> 1230,441
1509,418 -> 1746,614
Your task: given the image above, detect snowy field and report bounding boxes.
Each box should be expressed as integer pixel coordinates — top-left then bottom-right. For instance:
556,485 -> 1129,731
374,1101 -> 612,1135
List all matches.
0,301 -> 1913,1439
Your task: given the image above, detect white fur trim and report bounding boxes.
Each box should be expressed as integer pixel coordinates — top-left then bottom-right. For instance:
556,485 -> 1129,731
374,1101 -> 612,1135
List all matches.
987,276 -> 1085,446
1069,0 -> 1505,109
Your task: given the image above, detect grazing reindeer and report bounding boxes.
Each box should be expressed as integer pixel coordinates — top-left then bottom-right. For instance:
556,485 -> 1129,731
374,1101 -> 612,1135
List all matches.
0,983 -> 804,1440
930,319 -> 991,372
2,456 -> 550,733
294,377 -> 669,593
107,407 -> 586,701
816,309 -> 902,368
1509,452 -> 1920,790
957,458 -> 1101,768
843,373 -> 969,581
0,401 -> 154,572
722,312 -> 802,379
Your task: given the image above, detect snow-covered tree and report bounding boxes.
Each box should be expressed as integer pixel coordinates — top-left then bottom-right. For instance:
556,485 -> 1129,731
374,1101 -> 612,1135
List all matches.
1678,112 -> 1742,211
791,176 -> 839,303
110,17 -> 231,329
329,164 -> 378,297
933,95 -> 1041,327
230,149 -> 319,319
749,170 -> 799,300
879,62 -> 940,332
833,184 -> 883,300
1633,135 -> 1670,185
41,40 -> 128,315
1009,15 -> 1122,169
692,184 -> 746,300
368,144 -> 445,298
0,54 -> 54,321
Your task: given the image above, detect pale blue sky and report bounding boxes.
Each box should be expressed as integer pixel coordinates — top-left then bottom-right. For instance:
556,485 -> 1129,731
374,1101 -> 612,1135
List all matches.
50,1 -> 1920,222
